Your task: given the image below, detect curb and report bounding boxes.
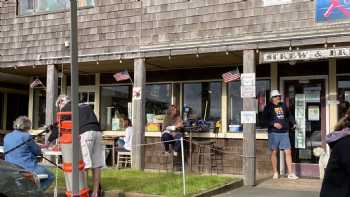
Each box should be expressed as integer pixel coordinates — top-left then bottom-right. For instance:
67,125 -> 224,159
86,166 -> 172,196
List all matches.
44,179 -> 242,197
193,179 -> 244,197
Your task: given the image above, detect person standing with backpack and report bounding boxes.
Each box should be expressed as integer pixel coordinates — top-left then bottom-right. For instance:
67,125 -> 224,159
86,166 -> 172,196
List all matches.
263,90 -> 299,180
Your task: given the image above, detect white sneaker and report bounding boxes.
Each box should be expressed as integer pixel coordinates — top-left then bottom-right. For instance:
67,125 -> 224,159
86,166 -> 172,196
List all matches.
273,172 -> 279,179
287,173 -> 299,180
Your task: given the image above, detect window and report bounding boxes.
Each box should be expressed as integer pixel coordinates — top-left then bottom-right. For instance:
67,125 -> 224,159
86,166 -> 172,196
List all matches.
337,79 -> 350,119
183,82 -> 222,131
228,80 -> 270,131
145,84 -> 172,132
32,89 -> 46,129
100,86 -> 131,131
17,0 -> 94,16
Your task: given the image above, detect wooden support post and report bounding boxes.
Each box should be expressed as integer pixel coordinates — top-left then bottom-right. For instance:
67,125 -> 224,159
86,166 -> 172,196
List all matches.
329,59 -> 337,132
61,73 -> 68,95
221,82 -> 228,133
95,73 -> 101,120
45,65 -> 58,126
242,50 -> 256,186
2,93 -> 7,130
28,77 -> 34,128
132,58 -> 146,170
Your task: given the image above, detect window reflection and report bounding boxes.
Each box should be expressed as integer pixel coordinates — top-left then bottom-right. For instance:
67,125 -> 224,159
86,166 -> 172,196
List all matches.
228,80 -> 270,131
183,82 -> 221,132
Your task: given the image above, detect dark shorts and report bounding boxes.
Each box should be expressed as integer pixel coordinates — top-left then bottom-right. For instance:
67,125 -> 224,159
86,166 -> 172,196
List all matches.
268,132 -> 291,150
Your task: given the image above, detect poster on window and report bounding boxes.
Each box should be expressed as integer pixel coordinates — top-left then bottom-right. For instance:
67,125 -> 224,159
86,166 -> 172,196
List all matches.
295,94 -> 306,149
345,91 -> 350,103
263,0 -> 291,6
308,106 -> 320,121
316,0 -> 350,22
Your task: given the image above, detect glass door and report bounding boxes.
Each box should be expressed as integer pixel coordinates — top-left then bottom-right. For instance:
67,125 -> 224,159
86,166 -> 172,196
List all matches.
283,78 -> 326,177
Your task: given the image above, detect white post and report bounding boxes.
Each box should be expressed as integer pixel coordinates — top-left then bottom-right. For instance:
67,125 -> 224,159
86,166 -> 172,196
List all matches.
180,137 -> 186,196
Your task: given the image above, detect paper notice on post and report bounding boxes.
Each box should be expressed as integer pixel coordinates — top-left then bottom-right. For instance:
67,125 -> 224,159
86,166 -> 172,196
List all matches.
241,73 -> 256,86
241,85 -> 256,98
133,87 -> 142,100
241,111 -> 256,124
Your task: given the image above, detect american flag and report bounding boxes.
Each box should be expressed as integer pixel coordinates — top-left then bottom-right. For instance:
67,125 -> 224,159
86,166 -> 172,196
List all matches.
113,70 -> 131,82
30,78 -> 44,88
222,68 -> 240,83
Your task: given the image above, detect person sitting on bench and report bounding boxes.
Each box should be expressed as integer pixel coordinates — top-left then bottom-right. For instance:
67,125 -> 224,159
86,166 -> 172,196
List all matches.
4,116 -> 54,191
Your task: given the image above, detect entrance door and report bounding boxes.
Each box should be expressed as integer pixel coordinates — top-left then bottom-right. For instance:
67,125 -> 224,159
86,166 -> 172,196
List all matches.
282,77 -> 326,178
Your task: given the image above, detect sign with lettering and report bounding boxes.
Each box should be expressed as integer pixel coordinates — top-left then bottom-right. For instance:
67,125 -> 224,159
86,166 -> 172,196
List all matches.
241,111 -> 256,124
260,47 -> 350,63
241,73 -> 256,86
241,85 -> 256,98
263,0 -> 291,6
295,94 -> 306,149
316,0 -> 350,22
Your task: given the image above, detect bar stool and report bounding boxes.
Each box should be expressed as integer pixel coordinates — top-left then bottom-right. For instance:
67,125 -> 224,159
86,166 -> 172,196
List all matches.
116,151 -> 132,169
195,141 -> 215,174
159,151 -> 174,172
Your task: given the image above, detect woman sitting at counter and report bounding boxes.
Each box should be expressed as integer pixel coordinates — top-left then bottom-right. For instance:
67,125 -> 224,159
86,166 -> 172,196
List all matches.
117,118 -> 133,152
161,105 -> 184,156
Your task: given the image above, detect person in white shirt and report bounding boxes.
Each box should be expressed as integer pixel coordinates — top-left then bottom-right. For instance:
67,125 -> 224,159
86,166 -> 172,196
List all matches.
117,118 -> 133,152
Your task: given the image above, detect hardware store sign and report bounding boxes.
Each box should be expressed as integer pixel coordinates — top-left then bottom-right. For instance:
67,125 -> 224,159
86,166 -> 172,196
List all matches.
260,47 -> 350,63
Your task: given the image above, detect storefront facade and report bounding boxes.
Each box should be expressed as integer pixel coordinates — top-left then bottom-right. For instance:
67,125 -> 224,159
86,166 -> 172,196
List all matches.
2,0 -> 350,179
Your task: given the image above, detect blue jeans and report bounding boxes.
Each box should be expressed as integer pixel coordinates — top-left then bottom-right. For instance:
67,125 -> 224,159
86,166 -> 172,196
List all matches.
33,165 -> 55,191
268,132 -> 291,150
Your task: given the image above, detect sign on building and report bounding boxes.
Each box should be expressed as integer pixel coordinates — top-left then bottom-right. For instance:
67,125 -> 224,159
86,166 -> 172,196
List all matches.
241,111 -> 256,124
260,47 -> 350,63
316,0 -> 350,22
241,73 -> 256,98
295,94 -> 306,149
263,0 -> 291,6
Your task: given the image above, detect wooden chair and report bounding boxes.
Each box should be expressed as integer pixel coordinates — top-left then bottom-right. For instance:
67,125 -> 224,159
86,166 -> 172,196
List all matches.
116,151 -> 132,169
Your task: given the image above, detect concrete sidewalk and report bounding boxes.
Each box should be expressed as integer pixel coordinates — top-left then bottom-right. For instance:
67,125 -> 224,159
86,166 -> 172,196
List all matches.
214,178 -> 321,197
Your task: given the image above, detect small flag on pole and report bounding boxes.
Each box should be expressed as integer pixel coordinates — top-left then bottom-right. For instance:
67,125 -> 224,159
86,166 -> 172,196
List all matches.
30,78 -> 45,89
222,68 -> 240,83
113,70 -> 131,82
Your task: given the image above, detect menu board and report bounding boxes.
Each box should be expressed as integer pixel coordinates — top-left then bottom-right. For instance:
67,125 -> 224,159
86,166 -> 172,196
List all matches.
295,94 -> 306,149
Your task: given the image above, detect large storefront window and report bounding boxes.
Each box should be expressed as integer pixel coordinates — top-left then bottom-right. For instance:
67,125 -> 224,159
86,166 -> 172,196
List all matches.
17,0 -> 94,16
183,82 -> 221,131
100,86 -> 131,131
337,79 -> 350,118
145,84 -> 172,132
228,80 -> 270,132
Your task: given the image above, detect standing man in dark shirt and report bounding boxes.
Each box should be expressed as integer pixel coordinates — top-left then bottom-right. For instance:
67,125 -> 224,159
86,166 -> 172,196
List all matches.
263,90 -> 299,180
50,95 -> 104,197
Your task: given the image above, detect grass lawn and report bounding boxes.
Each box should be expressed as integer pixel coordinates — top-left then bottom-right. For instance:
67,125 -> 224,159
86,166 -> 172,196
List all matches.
49,168 -> 238,196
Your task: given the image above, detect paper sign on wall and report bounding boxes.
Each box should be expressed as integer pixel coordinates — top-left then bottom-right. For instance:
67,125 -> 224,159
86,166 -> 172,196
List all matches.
133,87 -> 142,100
308,106 -> 320,121
241,111 -> 256,124
241,85 -> 256,98
295,94 -> 306,149
241,73 -> 256,86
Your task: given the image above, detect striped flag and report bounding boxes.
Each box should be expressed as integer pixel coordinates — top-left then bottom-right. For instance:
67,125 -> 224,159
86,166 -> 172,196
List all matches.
113,70 -> 131,82
222,68 -> 240,83
30,78 -> 44,88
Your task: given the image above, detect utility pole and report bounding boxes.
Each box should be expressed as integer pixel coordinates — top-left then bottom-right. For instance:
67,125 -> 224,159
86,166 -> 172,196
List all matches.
70,0 -> 80,196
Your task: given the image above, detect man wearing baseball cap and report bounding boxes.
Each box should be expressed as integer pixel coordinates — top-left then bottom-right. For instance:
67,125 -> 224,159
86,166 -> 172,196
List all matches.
263,90 -> 299,180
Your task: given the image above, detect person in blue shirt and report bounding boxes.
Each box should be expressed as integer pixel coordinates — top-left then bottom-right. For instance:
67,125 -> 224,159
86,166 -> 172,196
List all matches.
4,116 -> 54,191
